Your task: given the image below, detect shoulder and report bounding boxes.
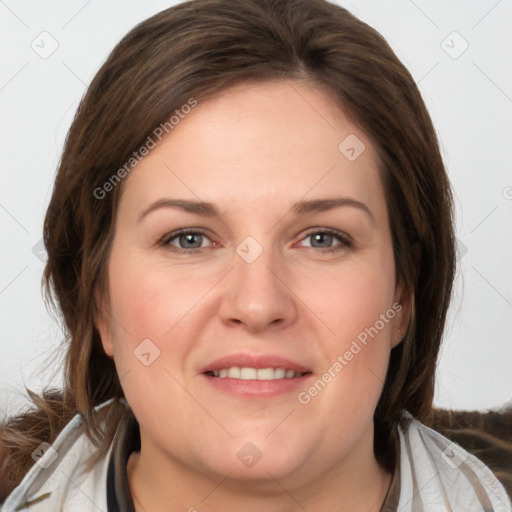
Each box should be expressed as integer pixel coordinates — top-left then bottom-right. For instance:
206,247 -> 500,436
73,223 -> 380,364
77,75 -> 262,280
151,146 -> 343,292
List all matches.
1,400 -> 116,512
395,410 -> 512,511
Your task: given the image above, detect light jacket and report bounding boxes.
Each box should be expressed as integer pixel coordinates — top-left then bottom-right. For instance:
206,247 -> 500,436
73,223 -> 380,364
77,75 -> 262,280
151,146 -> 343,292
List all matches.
2,402 -> 511,511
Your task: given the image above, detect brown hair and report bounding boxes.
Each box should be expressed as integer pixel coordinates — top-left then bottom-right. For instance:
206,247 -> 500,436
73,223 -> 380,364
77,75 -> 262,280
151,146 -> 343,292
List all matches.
1,0 -> 456,498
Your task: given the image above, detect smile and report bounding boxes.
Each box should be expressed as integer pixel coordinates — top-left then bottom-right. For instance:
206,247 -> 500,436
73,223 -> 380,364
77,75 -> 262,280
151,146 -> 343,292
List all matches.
205,367 -> 308,380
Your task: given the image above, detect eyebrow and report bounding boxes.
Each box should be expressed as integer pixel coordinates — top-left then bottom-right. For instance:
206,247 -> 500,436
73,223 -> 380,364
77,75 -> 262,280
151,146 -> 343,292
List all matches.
137,196 -> 375,225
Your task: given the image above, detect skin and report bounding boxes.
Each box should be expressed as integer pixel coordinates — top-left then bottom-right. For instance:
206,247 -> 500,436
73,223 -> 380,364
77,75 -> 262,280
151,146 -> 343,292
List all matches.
96,79 -> 410,511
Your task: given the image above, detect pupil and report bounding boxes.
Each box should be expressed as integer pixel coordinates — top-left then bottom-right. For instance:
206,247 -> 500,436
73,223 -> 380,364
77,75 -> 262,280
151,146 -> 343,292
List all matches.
182,233 -> 201,248
313,233 -> 332,247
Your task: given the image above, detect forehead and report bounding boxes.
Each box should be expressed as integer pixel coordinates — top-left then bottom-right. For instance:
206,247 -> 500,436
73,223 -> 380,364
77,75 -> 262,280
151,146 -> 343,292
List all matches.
118,79 -> 384,221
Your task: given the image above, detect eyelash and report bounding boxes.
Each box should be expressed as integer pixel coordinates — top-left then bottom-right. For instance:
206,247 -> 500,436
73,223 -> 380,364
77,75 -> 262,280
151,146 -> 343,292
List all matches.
159,228 -> 352,254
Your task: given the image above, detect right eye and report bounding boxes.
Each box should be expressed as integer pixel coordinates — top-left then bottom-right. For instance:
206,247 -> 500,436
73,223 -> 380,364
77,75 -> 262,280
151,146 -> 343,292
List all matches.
160,229 -> 218,253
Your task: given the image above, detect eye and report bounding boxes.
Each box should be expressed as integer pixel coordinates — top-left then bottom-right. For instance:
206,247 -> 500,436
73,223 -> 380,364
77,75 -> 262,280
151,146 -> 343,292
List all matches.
159,228 -> 352,254
298,229 -> 352,253
160,229 -> 216,253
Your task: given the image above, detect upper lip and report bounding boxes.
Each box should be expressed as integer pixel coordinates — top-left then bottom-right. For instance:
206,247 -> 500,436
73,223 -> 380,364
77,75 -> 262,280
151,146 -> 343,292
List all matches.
199,353 -> 312,374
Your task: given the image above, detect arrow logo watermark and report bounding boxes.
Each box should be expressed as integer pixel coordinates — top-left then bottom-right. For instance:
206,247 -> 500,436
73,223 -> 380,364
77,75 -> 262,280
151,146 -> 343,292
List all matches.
32,442 -> 58,469
134,338 -> 161,366
236,236 -> 263,264
236,442 -> 263,468
338,134 -> 366,162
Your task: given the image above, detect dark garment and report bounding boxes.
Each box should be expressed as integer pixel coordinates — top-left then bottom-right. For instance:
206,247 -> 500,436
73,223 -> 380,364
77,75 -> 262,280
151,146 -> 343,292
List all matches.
106,411 -> 139,512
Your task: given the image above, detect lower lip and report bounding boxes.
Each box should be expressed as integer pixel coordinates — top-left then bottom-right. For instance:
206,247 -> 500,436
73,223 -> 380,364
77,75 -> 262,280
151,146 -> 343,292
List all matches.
201,373 -> 313,398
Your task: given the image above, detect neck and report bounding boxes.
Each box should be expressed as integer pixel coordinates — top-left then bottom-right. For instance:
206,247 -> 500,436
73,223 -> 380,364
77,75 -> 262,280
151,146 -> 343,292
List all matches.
127,423 -> 393,512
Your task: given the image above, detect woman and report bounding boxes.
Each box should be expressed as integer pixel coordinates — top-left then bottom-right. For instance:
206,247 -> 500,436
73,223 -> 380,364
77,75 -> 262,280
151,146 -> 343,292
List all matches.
1,0 -> 510,510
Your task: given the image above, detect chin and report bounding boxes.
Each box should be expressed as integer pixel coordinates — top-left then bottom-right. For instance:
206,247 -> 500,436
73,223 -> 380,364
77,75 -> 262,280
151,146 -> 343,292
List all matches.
200,433 -> 309,482
209,453 -> 304,483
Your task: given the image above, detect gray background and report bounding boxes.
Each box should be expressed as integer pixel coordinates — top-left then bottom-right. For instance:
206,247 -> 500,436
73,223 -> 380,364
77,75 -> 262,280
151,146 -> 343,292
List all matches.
1,0 -> 511,419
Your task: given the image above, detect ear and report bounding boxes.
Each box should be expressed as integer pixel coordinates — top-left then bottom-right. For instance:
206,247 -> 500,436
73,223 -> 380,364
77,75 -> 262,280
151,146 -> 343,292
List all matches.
94,297 -> 114,358
391,283 -> 414,349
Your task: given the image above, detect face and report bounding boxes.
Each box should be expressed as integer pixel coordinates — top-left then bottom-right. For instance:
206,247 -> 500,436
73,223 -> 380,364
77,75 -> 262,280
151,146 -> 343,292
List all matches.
96,79 -> 408,489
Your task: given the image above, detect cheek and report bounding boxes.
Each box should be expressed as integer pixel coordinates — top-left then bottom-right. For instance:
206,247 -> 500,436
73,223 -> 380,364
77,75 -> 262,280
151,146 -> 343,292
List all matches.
104,255 -> 199,407
107,253 -> 206,341
302,256 -> 396,340
296,251 -> 397,412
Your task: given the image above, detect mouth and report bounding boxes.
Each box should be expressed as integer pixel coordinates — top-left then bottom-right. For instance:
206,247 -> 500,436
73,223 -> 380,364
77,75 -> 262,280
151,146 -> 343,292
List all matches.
204,367 -> 310,380
199,354 -> 314,398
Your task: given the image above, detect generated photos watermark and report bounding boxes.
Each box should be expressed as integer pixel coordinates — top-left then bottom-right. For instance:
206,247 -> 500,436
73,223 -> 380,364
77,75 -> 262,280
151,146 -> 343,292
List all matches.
297,302 -> 402,405
93,97 -> 198,200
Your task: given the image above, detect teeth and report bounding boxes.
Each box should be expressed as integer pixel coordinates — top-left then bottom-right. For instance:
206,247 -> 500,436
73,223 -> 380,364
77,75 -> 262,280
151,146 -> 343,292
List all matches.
240,367 -> 257,379
274,368 -> 286,379
228,367 -> 240,378
257,368 -> 274,380
210,366 -> 304,380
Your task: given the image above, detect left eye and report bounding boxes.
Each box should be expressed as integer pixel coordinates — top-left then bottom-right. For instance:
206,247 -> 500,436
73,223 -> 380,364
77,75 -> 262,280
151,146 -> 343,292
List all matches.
298,230 -> 351,251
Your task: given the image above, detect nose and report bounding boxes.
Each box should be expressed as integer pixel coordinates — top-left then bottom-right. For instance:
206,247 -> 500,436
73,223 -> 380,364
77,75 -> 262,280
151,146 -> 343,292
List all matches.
218,243 -> 298,333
